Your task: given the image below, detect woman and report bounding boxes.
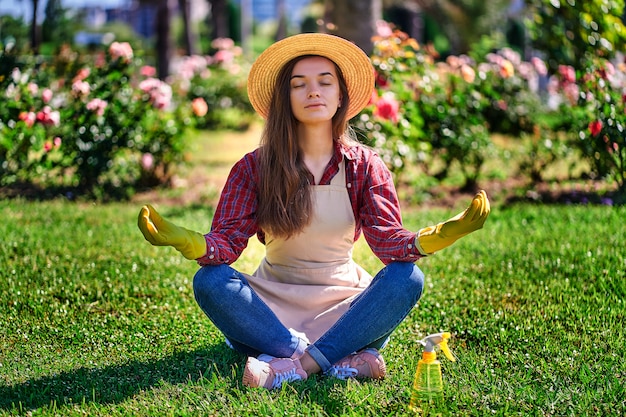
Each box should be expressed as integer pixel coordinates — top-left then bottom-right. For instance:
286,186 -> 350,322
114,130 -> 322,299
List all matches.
138,33 -> 490,390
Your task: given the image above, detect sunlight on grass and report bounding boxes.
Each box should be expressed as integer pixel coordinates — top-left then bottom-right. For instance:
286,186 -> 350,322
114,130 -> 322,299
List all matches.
1,200 -> 624,416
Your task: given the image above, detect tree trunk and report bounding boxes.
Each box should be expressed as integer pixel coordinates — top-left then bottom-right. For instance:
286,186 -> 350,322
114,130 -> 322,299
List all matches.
156,0 -> 172,79
413,0 -> 469,54
178,0 -> 196,55
209,0 -> 229,39
30,0 -> 40,53
275,0 -> 287,41
324,0 -> 381,55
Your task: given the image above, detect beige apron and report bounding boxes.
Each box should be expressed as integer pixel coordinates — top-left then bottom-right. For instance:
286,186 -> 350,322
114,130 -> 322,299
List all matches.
244,160 -> 373,343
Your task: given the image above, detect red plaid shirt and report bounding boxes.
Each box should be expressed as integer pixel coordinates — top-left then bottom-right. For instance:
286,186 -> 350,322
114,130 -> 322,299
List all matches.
197,141 -> 424,266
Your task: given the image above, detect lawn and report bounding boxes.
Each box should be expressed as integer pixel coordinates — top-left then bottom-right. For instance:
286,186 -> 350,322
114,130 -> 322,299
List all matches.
1,129 -> 625,416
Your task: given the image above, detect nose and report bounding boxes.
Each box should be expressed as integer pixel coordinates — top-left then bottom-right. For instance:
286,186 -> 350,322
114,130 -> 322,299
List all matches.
307,88 -> 320,98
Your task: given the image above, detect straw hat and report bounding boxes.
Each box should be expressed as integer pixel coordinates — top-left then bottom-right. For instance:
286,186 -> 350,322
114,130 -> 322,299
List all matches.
247,33 -> 375,120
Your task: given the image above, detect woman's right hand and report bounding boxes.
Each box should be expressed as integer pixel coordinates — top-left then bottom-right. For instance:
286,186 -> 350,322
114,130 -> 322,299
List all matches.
138,204 -> 207,260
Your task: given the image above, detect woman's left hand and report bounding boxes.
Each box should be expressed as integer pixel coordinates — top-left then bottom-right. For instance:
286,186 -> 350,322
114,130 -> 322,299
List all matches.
415,190 -> 490,254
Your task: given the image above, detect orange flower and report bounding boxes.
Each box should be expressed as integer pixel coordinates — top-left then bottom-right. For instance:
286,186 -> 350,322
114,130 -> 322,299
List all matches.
192,97 -> 208,117
460,64 -> 476,83
500,60 -> 514,78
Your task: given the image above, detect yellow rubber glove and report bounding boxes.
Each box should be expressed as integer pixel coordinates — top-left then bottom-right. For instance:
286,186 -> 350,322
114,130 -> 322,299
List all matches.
137,204 -> 207,260
416,190 -> 490,255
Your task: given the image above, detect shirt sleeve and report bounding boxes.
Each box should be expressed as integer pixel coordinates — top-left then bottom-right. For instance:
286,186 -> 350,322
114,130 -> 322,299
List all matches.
196,152 -> 259,265
356,149 -> 424,265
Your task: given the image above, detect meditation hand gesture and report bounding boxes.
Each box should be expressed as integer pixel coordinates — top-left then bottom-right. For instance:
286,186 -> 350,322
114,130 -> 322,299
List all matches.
416,190 -> 490,254
138,204 -> 206,260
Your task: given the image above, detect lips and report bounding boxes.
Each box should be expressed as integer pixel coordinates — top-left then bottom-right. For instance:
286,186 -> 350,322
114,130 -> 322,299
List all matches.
305,102 -> 325,109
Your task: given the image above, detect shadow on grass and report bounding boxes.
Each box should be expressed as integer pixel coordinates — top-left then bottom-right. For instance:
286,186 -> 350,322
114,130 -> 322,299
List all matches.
504,187 -> 625,206
0,344 -> 242,412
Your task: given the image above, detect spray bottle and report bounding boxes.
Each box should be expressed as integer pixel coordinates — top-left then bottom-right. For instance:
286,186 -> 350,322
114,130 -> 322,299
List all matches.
409,332 -> 456,409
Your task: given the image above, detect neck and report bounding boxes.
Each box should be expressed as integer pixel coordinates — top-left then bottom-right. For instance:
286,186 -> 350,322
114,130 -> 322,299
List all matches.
298,123 -> 334,184
298,122 -> 334,159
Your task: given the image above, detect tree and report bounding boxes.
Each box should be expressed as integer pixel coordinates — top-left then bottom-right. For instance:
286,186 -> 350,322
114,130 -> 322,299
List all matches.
42,0 -> 72,46
154,0 -> 172,80
178,0 -> 197,55
524,0 -> 626,71
138,0 -> 176,79
324,0 -> 382,54
208,0 -> 230,40
30,0 -> 40,53
410,0 -> 512,55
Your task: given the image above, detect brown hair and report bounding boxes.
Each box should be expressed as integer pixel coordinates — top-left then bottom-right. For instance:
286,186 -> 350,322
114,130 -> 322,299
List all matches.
256,55 -> 351,238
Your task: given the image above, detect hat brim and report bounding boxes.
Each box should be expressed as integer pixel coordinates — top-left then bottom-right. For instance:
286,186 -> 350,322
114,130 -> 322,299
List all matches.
247,33 -> 374,120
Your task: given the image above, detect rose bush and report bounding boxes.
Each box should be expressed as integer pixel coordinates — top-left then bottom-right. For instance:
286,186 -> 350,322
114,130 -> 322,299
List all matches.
574,58 -> 625,192
355,22 -> 599,193
170,38 -> 255,131
0,42 -> 193,198
355,23 -> 501,191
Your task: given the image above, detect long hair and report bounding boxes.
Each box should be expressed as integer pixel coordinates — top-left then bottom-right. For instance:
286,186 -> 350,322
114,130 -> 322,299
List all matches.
256,55 -> 352,238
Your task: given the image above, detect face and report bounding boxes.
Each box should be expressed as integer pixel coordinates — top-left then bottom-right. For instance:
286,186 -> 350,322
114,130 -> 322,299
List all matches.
289,56 -> 342,124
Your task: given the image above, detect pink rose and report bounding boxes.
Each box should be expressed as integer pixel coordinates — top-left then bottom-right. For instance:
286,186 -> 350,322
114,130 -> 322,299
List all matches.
141,153 -> 154,170
28,82 -> 39,95
109,41 -> 133,63
374,94 -> 400,123
73,67 -> 90,82
139,78 -> 172,109
530,57 -> 548,77
375,20 -> 393,38
36,106 -> 60,127
213,49 -> 234,64
86,98 -> 108,116
589,120 -> 603,137
558,65 -> 576,83
19,111 -> 36,127
72,80 -> 90,96
42,88 -> 53,104
140,65 -> 157,77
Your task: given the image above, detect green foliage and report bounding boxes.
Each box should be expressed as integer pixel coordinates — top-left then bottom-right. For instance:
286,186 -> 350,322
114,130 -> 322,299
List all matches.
525,0 -> 626,70
42,0 -> 73,45
0,15 -> 29,54
0,200 -> 624,416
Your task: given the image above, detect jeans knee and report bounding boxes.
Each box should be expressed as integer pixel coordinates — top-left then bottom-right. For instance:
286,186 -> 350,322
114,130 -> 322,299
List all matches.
193,264 -> 229,301
387,262 -> 424,300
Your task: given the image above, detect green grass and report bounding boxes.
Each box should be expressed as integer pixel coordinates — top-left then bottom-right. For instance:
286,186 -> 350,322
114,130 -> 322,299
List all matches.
1,198 -> 624,416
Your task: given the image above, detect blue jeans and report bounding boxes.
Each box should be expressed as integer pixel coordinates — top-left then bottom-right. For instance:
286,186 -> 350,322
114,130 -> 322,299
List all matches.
193,261 -> 424,372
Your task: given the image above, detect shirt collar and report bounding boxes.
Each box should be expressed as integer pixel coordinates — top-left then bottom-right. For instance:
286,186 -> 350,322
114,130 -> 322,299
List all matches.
336,140 -> 359,162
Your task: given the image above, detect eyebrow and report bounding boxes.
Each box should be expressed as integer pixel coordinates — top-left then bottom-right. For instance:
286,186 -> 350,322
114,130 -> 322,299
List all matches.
290,72 -> 335,80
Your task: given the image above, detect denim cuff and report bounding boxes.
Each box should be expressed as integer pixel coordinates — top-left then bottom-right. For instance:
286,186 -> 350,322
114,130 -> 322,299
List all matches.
305,344 -> 332,372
